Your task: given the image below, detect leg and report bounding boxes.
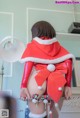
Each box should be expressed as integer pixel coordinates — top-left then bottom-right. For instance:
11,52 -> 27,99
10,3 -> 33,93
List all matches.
27,69 -> 47,117
49,97 -> 64,118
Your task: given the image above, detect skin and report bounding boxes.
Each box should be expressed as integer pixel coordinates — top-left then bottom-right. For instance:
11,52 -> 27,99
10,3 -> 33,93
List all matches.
64,86 -> 72,99
20,86 -> 72,100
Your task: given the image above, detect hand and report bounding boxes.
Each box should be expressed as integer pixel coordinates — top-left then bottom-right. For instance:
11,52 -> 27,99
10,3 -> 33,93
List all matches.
64,86 -> 72,100
20,88 -> 31,101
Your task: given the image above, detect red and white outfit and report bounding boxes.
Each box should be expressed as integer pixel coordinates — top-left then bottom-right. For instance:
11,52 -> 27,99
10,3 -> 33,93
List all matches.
20,37 -> 74,103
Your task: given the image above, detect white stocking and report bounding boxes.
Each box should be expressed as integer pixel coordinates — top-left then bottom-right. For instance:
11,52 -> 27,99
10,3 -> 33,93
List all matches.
29,111 -> 46,118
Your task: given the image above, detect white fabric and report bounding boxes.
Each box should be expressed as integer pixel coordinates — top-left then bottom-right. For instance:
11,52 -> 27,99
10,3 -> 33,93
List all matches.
29,111 -> 46,118
20,54 -> 75,64
33,37 -> 57,45
38,86 -> 42,90
47,64 -> 55,72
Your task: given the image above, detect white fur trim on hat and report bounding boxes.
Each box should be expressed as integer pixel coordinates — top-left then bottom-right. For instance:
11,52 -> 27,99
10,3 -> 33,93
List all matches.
29,111 -> 46,118
47,64 -> 55,72
33,37 -> 57,45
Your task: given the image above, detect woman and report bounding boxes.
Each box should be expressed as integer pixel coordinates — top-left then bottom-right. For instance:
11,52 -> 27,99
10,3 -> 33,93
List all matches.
20,21 -> 74,118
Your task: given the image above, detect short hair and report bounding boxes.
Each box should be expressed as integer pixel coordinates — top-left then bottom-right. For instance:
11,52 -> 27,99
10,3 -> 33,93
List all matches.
31,21 -> 56,39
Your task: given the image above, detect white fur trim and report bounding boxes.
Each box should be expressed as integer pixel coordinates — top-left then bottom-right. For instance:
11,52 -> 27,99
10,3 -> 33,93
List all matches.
33,37 -> 57,45
47,64 -> 55,72
29,111 -> 46,118
20,54 -> 75,64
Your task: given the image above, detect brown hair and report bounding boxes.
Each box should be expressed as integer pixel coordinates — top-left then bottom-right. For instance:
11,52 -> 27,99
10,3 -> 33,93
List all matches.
31,21 -> 56,39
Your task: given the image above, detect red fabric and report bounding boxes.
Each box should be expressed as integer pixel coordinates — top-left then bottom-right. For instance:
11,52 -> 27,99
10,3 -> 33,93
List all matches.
20,37 -> 73,102
21,59 -> 72,87
21,39 -> 70,61
40,36 -> 50,40
35,62 -> 67,102
20,61 -> 34,88
65,59 -> 72,87
48,72 -> 66,102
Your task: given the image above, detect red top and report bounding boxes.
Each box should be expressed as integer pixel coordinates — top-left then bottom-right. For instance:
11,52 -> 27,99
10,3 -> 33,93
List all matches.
20,37 -> 74,103
21,37 -> 74,64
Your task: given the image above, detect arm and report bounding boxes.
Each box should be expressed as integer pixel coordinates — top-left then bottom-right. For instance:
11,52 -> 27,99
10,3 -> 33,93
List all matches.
64,59 -> 72,99
65,59 -> 72,87
21,61 -> 34,88
20,61 -> 34,100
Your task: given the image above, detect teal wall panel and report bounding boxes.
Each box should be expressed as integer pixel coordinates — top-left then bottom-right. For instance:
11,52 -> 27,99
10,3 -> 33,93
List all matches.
75,14 -> 80,22
27,8 -> 75,41
57,34 -> 80,57
0,13 -> 13,39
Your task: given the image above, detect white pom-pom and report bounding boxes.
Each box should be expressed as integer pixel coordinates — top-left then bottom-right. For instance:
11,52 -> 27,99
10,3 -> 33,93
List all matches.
58,87 -> 62,91
43,99 -> 48,104
49,111 -> 52,114
38,86 -> 42,90
55,103 -> 58,107
32,99 -> 37,103
47,64 -> 55,72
